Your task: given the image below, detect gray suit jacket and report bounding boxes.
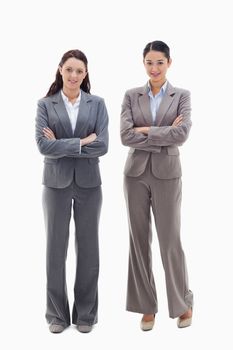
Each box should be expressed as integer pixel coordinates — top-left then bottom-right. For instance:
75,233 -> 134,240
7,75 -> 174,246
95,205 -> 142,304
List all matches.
120,82 -> 191,179
36,90 -> 109,188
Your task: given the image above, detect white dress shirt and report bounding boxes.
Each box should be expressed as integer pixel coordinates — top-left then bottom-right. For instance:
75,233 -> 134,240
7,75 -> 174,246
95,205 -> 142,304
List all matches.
61,90 -> 81,133
61,90 -> 82,152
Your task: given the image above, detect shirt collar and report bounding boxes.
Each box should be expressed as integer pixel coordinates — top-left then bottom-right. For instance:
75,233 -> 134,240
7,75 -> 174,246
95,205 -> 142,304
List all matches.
61,89 -> 81,105
147,80 -> 168,96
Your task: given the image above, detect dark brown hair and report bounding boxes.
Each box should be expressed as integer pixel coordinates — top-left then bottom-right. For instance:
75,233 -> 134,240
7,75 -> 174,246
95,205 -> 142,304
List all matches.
45,49 -> 91,97
143,40 -> 170,61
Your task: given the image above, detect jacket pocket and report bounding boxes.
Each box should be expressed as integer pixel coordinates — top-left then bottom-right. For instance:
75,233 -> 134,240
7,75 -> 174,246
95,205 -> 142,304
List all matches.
166,147 -> 180,156
88,158 -> 100,164
44,157 -> 58,164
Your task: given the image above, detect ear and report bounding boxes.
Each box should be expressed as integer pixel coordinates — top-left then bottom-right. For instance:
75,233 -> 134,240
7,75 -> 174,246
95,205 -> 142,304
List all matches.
168,58 -> 172,67
58,65 -> 62,75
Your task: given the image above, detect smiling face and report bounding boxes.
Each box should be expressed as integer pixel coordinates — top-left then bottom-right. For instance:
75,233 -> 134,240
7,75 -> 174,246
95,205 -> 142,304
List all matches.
144,50 -> 171,85
59,57 -> 87,92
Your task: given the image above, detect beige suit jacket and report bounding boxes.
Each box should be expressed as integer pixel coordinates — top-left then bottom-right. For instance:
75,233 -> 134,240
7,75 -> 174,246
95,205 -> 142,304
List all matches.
120,82 -> 192,179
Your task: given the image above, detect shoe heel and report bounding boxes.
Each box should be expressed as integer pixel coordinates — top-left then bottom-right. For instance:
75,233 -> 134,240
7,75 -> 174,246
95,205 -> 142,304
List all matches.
177,307 -> 193,328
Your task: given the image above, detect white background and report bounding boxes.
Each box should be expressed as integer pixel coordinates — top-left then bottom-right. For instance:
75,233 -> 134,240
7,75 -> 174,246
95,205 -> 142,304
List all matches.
1,0 -> 233,349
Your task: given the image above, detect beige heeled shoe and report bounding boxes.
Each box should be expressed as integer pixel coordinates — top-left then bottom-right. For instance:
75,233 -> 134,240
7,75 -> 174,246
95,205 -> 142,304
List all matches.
177,308 -> 192,328
140,315 -> 155,331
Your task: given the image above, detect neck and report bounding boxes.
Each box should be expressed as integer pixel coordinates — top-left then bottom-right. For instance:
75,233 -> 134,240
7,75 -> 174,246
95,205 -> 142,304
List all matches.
62,87 -> 80,102
149,79 -> 166,95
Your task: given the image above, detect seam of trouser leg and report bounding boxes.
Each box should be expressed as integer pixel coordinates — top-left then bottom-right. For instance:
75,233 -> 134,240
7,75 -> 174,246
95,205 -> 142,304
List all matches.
47,291 -> 70,325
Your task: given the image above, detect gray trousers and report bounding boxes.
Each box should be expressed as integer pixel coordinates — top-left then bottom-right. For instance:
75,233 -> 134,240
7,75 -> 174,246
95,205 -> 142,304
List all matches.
124,163 -> 193,318
42,182 -> 102,327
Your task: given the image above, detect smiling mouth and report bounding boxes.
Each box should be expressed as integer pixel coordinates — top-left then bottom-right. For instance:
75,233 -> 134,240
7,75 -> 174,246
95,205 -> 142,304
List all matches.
151,72 -> 160,77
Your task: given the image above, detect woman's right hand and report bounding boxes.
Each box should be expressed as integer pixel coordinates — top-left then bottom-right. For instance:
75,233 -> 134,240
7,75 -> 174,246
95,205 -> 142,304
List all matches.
172,114 -> 183,127
81,133 -> 97,146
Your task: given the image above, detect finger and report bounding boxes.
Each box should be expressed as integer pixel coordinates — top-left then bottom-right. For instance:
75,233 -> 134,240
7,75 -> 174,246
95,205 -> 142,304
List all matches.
43,131 -> 52,137
43,127 -> 54,135
43,131 -> 53,138
43,129 -> 51,135
46,129 -> 54,135
43,131 -> 54,139
43,130 -> 54,137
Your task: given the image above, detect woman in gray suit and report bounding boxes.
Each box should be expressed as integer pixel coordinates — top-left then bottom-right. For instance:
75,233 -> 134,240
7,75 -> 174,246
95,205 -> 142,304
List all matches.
36,49 -> 108,333
120,41 -> 193,330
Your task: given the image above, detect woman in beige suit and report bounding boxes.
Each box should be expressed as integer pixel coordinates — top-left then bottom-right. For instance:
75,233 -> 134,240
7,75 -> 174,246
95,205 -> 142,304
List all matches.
120,41 -> 193,330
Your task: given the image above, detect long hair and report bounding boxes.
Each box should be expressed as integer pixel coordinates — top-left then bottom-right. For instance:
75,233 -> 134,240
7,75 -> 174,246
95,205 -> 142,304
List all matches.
45,49 -> 91,97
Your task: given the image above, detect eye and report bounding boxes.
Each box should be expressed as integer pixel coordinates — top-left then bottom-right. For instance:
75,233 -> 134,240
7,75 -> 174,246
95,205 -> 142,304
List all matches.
157,61 -> 164,65
146,61 -> 152,66
66,67 -> 72,72
77,69 -> 84,74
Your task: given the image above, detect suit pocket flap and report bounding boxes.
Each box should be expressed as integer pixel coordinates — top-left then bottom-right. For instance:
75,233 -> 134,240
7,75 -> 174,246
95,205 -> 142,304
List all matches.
88,158 -> 99,164
44,157 -> 58,164
167,147 -> 179,156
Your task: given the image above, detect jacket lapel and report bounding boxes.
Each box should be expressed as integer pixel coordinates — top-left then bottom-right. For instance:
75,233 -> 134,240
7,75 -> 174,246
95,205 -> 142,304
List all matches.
138,85 -> 153,125
155,82 -> 176,126
52,92 -> 73,137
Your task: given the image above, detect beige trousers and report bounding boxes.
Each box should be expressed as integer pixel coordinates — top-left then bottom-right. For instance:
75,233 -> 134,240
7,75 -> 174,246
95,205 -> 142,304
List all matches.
124,162 -> 193,318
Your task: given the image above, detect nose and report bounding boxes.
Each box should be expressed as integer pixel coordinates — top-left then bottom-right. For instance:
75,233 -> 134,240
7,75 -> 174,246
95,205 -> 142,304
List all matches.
151,67 -> 158,73
71,70 -> 78,78
152,62 -> 159,69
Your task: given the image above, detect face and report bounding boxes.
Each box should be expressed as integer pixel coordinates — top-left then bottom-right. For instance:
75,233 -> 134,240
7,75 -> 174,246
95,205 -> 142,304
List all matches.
59,57 -> 87,91
144,50 -> 171,84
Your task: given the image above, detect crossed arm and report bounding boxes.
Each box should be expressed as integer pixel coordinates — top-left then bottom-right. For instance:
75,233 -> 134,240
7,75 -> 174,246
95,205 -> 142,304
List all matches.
133,114 -> 183,134
43,127 -> 97,146
36,99 -> 109,159
120,91 -> 191,151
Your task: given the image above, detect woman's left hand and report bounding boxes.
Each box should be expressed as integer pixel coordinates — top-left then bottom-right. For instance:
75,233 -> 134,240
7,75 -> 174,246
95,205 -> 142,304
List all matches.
134,126 -> 150,135
43,127 -> 56,140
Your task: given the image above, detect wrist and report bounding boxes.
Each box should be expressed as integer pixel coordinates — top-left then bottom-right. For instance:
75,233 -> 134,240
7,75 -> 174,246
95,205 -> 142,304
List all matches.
80,138 -> 86,146
143,127 -> 150,134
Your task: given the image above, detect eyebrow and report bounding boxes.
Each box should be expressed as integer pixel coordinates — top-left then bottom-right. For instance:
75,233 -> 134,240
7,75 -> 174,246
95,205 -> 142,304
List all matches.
145,59 -> 165,62
66,66 -> 84,70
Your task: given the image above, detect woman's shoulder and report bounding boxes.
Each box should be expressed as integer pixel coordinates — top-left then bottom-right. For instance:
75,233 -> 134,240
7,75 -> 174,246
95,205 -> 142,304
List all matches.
124,85 -> 146,96
169,83 -> 190,96
37,92 -> 60,106
82,90 -> 104,104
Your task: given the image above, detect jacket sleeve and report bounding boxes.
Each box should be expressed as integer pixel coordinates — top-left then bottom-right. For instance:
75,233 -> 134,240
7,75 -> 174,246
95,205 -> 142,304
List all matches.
148,90 -> 192,146
120,92 -> 161,152
78,98 -> 109,158
35,99 -> 81,159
